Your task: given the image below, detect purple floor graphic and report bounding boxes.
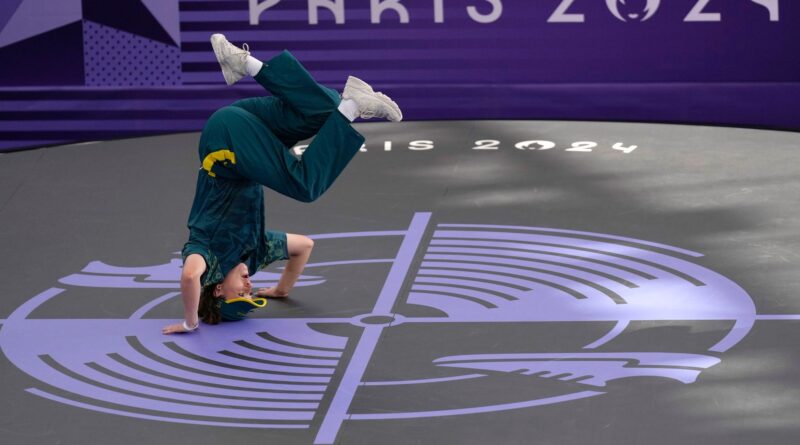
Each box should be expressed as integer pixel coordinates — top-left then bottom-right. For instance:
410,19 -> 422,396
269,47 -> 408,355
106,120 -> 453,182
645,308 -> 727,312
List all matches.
1,212 -> 795,444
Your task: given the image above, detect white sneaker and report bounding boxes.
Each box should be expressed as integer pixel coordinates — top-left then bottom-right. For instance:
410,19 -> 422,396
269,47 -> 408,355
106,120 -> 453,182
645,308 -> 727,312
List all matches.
342,76 -> 403,122
210,33 -> 250,86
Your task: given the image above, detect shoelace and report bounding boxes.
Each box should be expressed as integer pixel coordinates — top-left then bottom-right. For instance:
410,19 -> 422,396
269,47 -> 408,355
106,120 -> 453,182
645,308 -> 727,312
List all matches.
229,42 -> 250,69
227,42 -> 249,59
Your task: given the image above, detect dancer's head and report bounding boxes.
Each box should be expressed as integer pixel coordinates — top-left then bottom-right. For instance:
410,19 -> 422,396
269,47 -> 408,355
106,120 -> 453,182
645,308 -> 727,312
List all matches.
215,263 -> 253,300
198,263 -> 267,324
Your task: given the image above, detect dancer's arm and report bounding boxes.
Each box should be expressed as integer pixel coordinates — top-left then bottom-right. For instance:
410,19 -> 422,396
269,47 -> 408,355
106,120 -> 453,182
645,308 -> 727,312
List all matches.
258,234 -> 314,298
162,254 -> 207,334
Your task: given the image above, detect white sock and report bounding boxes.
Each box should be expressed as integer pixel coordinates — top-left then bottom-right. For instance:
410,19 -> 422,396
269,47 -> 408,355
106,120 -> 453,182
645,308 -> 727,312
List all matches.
337,98 -> 359,122
245,55 -> 264,77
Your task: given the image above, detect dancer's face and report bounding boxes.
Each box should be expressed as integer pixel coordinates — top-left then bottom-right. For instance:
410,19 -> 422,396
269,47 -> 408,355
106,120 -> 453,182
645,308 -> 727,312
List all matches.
215,263 -> 253,301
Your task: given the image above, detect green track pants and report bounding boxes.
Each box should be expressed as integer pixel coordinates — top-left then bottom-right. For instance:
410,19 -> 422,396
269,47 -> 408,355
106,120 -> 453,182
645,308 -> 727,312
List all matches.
198,50 -> 365,202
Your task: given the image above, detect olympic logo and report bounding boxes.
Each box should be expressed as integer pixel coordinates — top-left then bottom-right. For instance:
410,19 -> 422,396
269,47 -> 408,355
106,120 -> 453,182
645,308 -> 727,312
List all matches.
0,212 -> 761,444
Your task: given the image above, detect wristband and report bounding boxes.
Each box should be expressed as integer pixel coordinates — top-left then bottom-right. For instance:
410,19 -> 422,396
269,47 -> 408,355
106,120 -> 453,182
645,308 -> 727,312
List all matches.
182,320 -> 199,332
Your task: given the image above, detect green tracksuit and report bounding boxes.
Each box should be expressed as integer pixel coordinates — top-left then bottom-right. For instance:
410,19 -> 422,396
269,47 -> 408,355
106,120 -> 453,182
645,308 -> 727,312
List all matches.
182,50 -> 365,285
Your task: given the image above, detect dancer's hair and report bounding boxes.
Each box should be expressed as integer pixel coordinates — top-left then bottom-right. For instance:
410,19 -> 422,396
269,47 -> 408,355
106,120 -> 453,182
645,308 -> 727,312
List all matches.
198,283 -> 222,325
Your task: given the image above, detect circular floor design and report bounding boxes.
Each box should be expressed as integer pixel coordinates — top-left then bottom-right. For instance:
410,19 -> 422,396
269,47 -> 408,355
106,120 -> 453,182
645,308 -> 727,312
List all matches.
1,120 -> 799,444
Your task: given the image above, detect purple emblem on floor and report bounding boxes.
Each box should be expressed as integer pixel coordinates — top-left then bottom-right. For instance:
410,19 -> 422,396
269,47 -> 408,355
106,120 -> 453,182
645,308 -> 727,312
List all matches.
0,213 -> 758,444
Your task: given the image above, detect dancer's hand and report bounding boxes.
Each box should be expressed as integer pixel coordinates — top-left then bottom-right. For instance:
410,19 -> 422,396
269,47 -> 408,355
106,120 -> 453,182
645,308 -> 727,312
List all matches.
162,322 -> 191,334
257,287 -> 289,298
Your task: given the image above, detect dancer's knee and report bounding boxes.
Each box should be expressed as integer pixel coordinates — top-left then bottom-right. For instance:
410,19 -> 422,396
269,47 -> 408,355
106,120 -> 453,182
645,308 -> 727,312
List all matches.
296,192 -> 320,203
293,185 -> 324,203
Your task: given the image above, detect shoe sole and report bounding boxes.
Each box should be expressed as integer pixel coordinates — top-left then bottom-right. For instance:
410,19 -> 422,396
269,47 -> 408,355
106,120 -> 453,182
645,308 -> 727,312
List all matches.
210,34 -> 237,86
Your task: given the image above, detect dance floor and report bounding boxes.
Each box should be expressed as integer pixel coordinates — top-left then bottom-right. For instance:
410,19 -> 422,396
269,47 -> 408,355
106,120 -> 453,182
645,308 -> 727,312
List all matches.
1,120 -> 799,444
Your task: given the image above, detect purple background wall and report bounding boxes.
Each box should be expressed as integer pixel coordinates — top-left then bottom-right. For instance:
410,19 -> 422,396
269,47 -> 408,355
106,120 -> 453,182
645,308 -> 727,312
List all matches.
1,0 -> 798,152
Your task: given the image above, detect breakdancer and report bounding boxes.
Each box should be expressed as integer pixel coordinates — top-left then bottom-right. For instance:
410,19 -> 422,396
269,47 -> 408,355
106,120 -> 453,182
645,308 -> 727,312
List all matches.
163,34 -> 402,334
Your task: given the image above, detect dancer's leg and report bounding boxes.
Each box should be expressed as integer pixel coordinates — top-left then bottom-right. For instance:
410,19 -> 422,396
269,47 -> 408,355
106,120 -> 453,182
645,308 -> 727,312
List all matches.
212,34 -> 338,144
229,96 -> 307,148
218,43 -> 337,118
246,52 -> 401,125
205,34 -> 399,200
232,109 -> 365,202
252,50 -> 340,119
230,50 -> 340,147
212,35 -> 401,139
199,103 -> 363,202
